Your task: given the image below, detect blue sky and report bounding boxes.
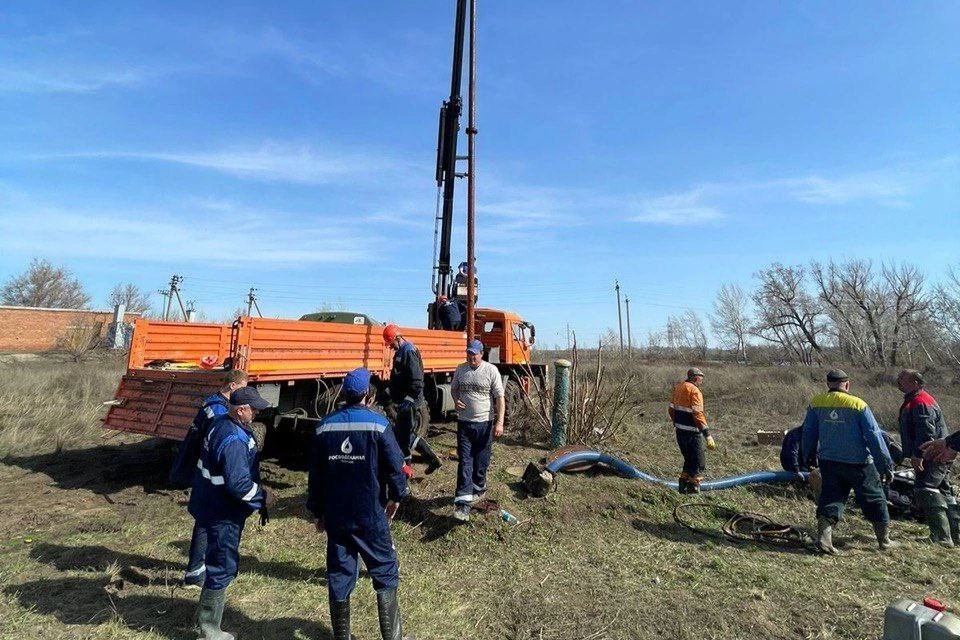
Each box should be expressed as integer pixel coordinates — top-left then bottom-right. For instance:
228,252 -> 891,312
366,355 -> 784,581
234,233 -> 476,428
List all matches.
0,1 -> 957,348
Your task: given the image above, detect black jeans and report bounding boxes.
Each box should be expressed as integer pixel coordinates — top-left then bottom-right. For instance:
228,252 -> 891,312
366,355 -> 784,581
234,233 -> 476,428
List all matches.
817,459 -> 889,524
676,429 -> 705,479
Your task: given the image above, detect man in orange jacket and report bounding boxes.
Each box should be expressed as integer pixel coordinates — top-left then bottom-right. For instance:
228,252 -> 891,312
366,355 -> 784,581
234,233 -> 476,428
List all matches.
669,368 -> 716,493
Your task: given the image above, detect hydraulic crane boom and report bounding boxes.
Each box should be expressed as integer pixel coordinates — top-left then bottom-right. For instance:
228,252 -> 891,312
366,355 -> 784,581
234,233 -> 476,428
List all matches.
433,0 -> 468,299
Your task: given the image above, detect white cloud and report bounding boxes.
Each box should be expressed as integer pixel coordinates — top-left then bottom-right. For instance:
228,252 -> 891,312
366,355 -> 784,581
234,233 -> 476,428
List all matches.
627,190 -> 724,226
40,142 -> 416,185
0,190 -> 378,266
0,68 -> 145,93
781,173 -> 911,206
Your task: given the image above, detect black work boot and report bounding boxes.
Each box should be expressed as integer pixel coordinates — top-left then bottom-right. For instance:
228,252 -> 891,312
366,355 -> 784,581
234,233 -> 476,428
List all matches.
415,439 -> 443,475
329,598 -> 352,640
196,587 -> 234,640
816,516 -> 839,555
873,520 -> 900,551
377,588 -> 413,640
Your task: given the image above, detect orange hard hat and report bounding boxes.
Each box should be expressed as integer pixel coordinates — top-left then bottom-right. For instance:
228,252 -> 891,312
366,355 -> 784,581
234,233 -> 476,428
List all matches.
382,324 -> 400,344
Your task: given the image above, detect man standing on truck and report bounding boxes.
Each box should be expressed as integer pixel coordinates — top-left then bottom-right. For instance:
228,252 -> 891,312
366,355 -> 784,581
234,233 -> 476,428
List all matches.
308,367 -> 411,640
669,368 -> 716,494
450,339 -> 505,522
170,370 -> 248,589
383,324 -> 443,475
436,294 -> 461,331
189,386 -> 275,640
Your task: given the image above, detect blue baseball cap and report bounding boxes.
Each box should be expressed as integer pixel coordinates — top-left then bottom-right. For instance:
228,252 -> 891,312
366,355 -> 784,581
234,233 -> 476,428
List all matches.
343,367 -> 372,397
466,339 -> 484,355
230,386 -> 270,410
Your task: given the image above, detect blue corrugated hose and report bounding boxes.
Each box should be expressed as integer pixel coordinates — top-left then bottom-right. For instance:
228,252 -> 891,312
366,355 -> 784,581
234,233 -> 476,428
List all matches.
544,450 -> 807,492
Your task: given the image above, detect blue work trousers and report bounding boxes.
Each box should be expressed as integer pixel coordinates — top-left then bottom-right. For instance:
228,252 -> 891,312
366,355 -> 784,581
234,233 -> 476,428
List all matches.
455,420 -> 493,505
394,401 -> 416,460
817,459 -> 889,525
326,524 -> 399,601
184,520 -> 207,582
202,519 -> 246,590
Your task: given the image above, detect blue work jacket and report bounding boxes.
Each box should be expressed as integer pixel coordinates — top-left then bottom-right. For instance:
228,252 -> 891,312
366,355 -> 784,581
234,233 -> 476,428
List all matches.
307,405 -> 409,533
801,390 -> 893,473
188,414 -> 265,523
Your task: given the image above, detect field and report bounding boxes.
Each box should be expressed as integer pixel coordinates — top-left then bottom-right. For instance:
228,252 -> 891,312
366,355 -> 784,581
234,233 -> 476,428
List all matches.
2,355 -> 960,639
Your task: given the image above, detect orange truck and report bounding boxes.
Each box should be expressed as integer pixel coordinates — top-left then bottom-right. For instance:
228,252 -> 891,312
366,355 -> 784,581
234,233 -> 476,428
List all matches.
103,308 -> 545,444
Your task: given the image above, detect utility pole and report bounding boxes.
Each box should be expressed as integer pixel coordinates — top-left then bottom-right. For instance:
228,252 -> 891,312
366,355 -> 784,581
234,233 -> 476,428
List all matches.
171,275 -> 187,321
465,0 -> 478,341
157,288 -> 171,320
161,275 -> 184,321
185,300 -> 196,323
625,296 -> 632,354
566,322 -> 571,351
246,288 -> 263,318
615,280 -> 624,352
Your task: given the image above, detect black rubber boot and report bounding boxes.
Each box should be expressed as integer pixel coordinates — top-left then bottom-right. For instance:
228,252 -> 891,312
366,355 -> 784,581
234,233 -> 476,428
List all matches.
817,516 -> 839,555
921,491 -> 954,547
376,588 -> 410,640
873,520 -> 900,551
415,439 -> 443,475
196,587 -> 234,640
330,598 -> 352,640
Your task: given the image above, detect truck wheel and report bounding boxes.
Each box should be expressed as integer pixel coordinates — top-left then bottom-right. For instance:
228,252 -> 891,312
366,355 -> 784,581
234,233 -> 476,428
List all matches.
504,379 -> 526,430
250,421 -> 269,453
414,401 -> 429,437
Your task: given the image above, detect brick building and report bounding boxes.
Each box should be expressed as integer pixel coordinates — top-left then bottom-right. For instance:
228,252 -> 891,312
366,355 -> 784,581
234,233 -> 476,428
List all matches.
0,306 -> 142,353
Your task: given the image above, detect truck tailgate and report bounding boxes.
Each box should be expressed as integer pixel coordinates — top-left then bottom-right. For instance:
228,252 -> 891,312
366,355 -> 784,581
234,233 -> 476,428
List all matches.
103,369 -> 221,441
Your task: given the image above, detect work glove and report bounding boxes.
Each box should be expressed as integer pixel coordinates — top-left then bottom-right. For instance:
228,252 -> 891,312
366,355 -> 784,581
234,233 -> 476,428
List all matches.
259,507 -> 270,526
263,487 -> 277,509
402,464 -> 414,480
705,435 -> 717,451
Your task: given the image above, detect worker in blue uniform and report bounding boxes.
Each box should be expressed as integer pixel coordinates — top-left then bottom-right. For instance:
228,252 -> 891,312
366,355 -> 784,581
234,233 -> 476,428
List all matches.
170,370 -> 249,588
436,295 -> 461,331
188,386 -> 275,640
383,324 -> 442,475
307,367 -> 412,640
801,369 -> 897,555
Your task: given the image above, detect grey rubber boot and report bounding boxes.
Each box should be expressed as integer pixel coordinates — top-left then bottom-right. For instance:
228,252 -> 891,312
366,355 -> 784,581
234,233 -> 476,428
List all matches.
816,516 -> 839,555
921,490 -> 954,547
873,521 -> 900,550
196,587 -> 234,640
415,439 -> 443,475
329,598 -> 352,640
376,588 -> 411,640
947,497 -> 960,545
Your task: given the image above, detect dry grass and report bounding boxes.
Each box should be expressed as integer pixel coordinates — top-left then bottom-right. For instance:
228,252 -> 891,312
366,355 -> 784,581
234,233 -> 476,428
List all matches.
1,357 -> 959,639
0,354 -> 125,455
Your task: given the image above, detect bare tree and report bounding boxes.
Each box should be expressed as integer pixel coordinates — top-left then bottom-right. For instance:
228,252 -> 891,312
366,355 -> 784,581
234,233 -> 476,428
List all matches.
710,283 -> 750,363
1,258 -> 91,309
883,262 -> 928,367
931,265 -> 960,366
58,315 -> 104,361
107,283 -> 152,314
750,263 -> 826,365
811,259 -> 885,366
667,310 -> 708,361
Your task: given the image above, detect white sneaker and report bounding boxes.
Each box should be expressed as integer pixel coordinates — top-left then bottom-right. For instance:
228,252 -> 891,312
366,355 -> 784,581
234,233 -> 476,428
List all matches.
453,504 -> 471,522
